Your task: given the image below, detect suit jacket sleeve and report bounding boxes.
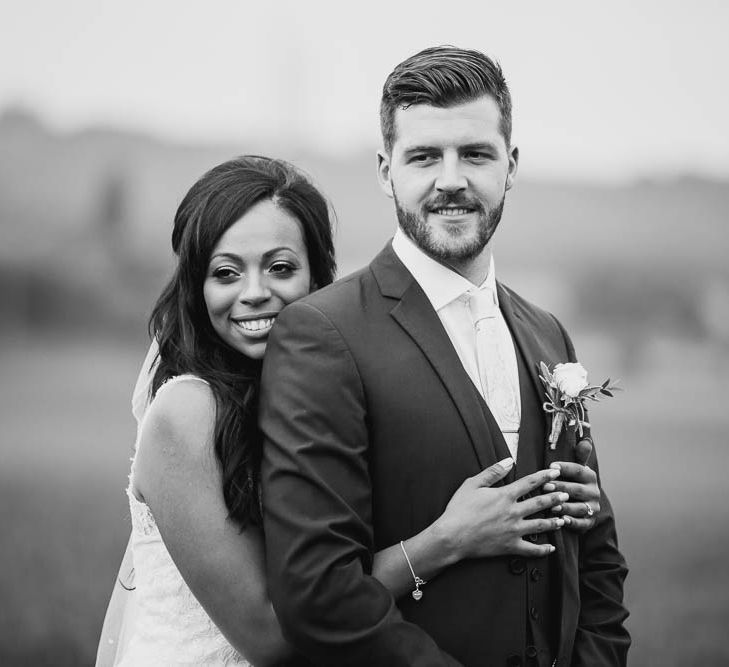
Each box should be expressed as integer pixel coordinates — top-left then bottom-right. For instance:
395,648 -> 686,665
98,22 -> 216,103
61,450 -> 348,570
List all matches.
259,301 -> 460,667
554,316 -> 631,666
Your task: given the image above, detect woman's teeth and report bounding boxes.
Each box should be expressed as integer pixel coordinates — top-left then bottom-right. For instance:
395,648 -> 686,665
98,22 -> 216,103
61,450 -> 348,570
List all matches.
235,317 -> 274,332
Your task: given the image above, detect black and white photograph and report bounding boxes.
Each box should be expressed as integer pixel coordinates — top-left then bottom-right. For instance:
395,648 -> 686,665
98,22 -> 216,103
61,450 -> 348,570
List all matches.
1,1 -> 728,665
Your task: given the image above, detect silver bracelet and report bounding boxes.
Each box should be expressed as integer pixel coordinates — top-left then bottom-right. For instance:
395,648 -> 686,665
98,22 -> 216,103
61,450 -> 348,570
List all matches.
400,540 -> 426,601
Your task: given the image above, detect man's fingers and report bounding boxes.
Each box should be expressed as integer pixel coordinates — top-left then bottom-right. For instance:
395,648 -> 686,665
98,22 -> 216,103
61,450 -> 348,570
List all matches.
518,491 -> 568,517
552,501 -> 600,518
508,468 -> 560,498
473,457 -> 515,488
549,461 -> 595,482
562,515 -> 594,533
574,438 -> 593,466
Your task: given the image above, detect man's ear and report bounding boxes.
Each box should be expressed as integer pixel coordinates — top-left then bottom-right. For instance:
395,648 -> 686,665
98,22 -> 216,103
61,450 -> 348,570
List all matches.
376,150 -> 394,199
505,145 -> 519,191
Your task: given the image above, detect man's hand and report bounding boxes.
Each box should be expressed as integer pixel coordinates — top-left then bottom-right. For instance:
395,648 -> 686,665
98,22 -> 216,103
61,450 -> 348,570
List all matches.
433,461 -> 568,560
544,438 -> 600,532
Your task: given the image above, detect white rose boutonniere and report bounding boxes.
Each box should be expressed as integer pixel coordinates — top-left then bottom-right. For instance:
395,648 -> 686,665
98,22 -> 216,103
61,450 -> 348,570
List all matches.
552,362 -> 589,398
539,361 -> 620,449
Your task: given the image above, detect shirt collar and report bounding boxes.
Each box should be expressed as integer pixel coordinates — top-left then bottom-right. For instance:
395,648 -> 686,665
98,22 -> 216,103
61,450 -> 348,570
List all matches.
392,227 -> 498,312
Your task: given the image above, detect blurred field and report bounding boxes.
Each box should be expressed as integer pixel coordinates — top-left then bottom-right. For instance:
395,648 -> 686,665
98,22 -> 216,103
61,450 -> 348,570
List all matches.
2,334 -> 728,666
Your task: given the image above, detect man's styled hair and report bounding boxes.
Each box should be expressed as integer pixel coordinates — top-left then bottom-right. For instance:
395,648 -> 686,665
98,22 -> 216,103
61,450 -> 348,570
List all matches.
380,45 -> 512,153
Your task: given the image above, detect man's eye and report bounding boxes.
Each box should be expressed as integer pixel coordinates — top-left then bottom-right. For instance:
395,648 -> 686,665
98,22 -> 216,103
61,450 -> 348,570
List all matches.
410,154 -> 434,164
465,151 -> 489,160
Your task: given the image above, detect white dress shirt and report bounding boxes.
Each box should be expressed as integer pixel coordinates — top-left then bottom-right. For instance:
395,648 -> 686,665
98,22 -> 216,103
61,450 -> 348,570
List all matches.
392,228 -> 521,459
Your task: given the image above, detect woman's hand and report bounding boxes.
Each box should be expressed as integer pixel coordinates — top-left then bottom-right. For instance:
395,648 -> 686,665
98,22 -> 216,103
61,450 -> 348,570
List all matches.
371,459 -> 568,600
432,459 -> 568,561
544,438 -> 600,532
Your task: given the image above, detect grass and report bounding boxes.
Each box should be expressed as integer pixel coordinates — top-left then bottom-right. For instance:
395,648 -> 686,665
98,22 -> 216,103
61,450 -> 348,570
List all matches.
1,334 -> 727,666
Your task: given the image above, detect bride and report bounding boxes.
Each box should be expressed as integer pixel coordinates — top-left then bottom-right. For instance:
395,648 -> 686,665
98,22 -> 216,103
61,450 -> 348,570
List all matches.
97,155 -> 568,665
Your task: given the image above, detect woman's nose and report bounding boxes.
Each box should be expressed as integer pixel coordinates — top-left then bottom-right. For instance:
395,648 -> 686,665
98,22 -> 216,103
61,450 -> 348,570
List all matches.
239,275 -> 272,305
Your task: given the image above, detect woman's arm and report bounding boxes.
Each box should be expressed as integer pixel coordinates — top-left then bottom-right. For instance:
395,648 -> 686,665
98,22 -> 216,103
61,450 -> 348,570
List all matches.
133,379 -> 292,667
132,379 -> 567,656
372,459 -> 568,599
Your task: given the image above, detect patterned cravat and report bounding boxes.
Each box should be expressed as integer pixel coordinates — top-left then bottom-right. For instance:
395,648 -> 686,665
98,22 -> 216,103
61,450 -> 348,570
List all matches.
468,287 -> 521,458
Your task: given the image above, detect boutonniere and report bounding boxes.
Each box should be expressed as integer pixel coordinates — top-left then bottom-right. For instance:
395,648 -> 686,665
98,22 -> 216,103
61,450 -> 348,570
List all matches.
539,361 -> 620,449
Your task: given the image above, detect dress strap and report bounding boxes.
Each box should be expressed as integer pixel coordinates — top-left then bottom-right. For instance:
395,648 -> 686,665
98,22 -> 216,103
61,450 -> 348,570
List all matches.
158,374 -> 210,392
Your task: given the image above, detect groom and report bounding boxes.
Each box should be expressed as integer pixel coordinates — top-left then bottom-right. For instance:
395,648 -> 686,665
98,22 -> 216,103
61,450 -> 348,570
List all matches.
260,46 -> 629,666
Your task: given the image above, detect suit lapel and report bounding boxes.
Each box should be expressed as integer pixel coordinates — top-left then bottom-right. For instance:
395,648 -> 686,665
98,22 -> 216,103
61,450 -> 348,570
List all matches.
498,284 -> 557,463
498,283 -> 569,592
371,244 -> 500,470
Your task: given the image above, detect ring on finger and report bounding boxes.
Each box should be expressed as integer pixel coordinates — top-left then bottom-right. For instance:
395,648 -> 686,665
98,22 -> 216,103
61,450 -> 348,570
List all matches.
583,502 -> 594,517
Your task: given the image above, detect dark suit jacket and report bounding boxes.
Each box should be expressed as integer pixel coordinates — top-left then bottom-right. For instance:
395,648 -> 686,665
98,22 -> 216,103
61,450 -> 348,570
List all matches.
260,243 -> 629,666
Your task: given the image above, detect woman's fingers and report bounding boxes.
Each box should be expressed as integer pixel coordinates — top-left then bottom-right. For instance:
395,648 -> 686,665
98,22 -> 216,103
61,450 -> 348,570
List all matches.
517,491 -> 569,517
512,540 -> 557,558
541,480 -> 589,500
508,468 -> 561,498
521,517 -> 565,534
471,457 -> 515,488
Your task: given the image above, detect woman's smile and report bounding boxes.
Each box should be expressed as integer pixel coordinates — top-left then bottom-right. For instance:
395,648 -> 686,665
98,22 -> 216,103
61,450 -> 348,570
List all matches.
231,314 -> 278,336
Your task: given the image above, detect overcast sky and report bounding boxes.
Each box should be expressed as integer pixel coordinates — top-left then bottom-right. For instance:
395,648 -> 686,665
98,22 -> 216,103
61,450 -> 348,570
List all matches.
2,0 -> 728,182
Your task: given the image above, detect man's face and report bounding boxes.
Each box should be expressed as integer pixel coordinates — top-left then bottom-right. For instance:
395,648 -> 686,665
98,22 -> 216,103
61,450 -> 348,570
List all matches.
377,96 -> 518,271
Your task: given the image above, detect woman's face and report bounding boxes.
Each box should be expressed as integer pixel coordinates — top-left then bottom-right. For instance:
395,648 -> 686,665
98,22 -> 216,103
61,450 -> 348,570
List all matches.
203,199 -> 312,360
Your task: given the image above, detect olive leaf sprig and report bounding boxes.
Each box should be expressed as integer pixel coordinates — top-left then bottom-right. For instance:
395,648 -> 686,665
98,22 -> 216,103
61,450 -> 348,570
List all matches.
539,361 -> 620,449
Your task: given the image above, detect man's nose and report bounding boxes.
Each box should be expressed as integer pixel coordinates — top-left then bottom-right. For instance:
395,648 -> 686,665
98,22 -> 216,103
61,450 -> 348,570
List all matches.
239,275 -> 272,305
435,156 -> 467,193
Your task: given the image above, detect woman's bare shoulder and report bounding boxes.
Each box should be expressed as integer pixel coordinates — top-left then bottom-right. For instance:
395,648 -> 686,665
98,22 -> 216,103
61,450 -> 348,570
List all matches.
137,376 -> 217,471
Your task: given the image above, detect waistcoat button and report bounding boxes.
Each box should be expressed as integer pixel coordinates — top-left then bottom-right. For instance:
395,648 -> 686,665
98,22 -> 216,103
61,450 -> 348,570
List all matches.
509,558 -> 526,575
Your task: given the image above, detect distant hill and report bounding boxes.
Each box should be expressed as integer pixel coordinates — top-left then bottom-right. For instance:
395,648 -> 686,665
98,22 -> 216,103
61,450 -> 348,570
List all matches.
1,108 -> 727,343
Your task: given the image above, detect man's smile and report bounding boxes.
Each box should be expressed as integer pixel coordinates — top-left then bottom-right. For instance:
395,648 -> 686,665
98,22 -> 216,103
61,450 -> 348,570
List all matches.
430,206 -> 475,217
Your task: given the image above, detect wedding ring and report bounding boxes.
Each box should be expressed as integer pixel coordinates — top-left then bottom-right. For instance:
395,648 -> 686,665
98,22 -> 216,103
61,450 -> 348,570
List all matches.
583,502 -> 594,517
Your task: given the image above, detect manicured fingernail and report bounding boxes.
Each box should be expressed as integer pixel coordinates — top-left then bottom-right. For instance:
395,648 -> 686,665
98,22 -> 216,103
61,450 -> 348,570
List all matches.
549,545 -> 556,553
544,483 -> 556,492
563,516 -> 572,525
550,463 -> 561,470
548,469 -> 560,479
555,518 -> 565,527
559,493 -> 569,502
552,505 -> 562,512
497,457 -> 514,470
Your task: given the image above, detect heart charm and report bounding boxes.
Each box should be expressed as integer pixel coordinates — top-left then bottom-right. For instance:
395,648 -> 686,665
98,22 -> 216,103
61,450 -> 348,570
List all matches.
412,589 -> 423,601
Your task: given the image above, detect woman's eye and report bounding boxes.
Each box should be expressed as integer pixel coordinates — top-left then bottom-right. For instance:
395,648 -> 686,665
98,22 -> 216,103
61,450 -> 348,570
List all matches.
213,267 -> 239,280
270,262 -> 294,275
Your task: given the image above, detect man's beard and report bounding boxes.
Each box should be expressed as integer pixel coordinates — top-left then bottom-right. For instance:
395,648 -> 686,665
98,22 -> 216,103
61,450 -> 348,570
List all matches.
394,191 -> 506,265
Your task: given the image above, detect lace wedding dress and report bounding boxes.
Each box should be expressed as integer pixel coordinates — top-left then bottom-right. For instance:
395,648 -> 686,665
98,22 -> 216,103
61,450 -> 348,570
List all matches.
97,353 -> 250,666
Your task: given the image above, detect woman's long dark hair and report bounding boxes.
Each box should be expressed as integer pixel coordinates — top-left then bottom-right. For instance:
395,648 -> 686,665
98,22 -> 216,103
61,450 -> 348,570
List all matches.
149,156 -> 336,528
